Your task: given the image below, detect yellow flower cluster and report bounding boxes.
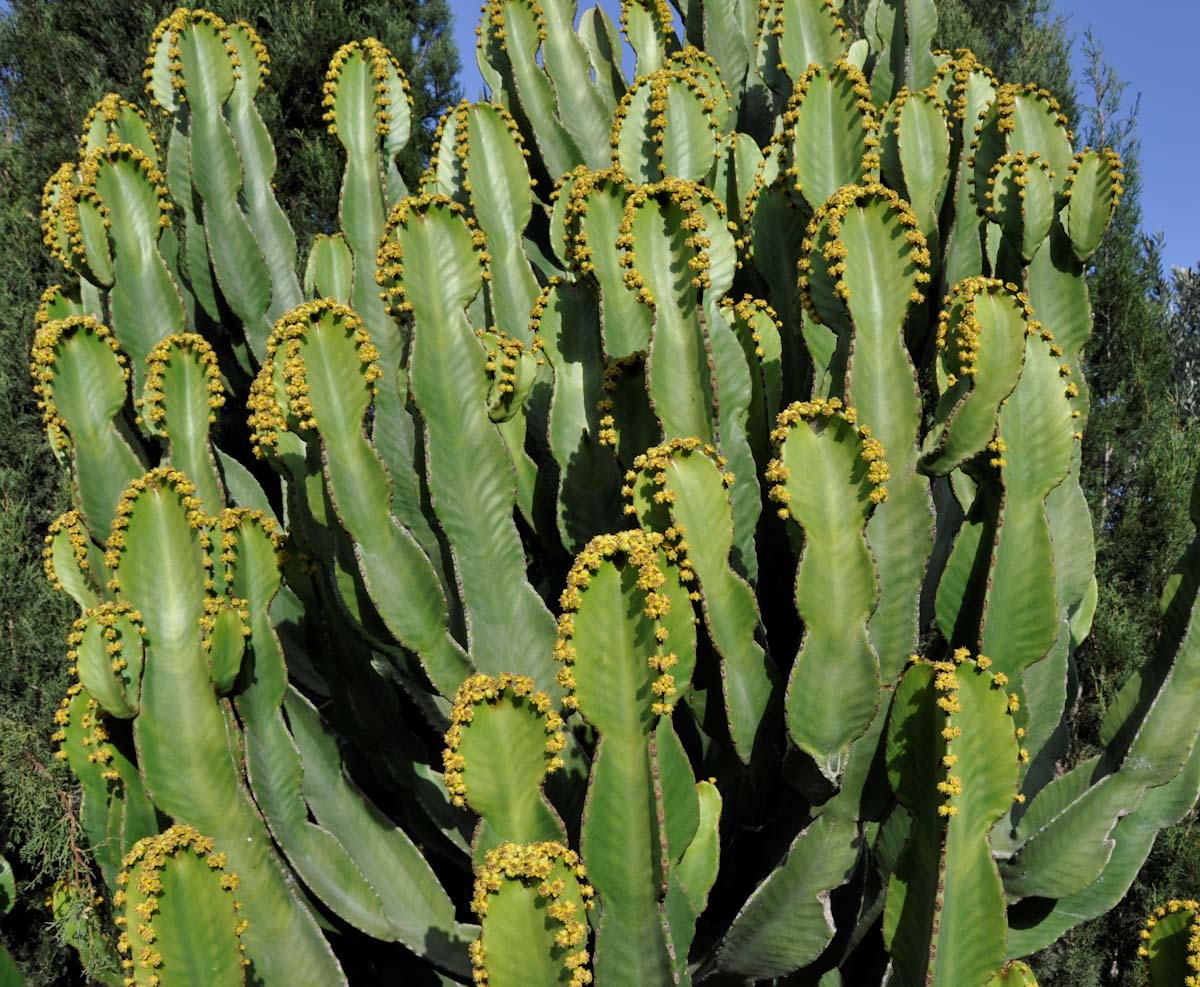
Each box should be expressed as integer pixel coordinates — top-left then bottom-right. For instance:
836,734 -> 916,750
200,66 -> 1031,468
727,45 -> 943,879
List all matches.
968,83 -> 1073,171
247,299 -> 382,456
376,193 -> 490,318
115,824 -> 246,985
555,166 -> 632,277
798,183 -> 932,316
617,0 -> 675,50
470,840 -> 593,986
78,142 -> 174,238
29,316 -> 130,452
766,397 -> 890,517
669,46 -> 733,114
40,163 -> 79,269
934,277 -> 1034,384
198,594 -> 251,656
526,277 -> 560,340
143,9 -> 243,112
230,20 -> 271,93
212,507 -> 285,590
625,436 -> 734,515
553,529 -> 679,717
932,650 -> 966,816
781,60 -> 879,194
720,295 -> 782,361
442,673 -> 566,810
594,353 -> 645,447
609,68 -> 721,173
419,98 -> 533,204
910,649 -> 1029,813
930,49 -> 998,124
476,0 -> 550,52
77,94 -> 160,163
69,601 -> 146,690
1139,899 -> 1200,984
980,152 -> 1054,220
52,686 -> 120,783
476,326 -> 544,399
883,84 -> 951,136
104,468 -> 208,590
137,333 -> 226,435
987,436 -> 1008,470
321,38 -> 413,140
617,177 -> 723,302
1064,147 -> 1126,214
42,510 -> 91,593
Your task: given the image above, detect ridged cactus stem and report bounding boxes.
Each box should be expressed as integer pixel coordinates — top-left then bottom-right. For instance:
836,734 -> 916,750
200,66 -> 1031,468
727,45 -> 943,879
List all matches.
43,509 -> 103,610
321,39 -> 460,621
322,39 -> 411,332
800,182 -> 933,680
554,529 -> 697,983
76,144 -> 185,384
103,468 -> 345,985
113,825 -> 247,986
708,295 -> 783,582
30,316 -> 144,539
443,674 -> 568,858
51,682 -> 156,892
222,509 -> 473,972
767,397 -> 888,776
931,51 -> 997,295
427,101 -> 542,345
529,279 -> 625,550
556,167 -> 652,359
378,196 -> 558,687
884,651 -> 1024,987
1139,900 -> 1200,987
470,841 -> 595,986
224,22 -> 302,321
620,179 -> 726,445
247,299 -> 471,698
478,0 -> 587,182
620,0 -> 679,77
138,333 -> 226,513
147,9 -> 275,359
627,438 -> 778,762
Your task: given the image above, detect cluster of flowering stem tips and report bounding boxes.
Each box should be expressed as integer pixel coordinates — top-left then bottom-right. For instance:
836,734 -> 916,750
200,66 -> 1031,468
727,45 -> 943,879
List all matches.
26,2 -> 1199,986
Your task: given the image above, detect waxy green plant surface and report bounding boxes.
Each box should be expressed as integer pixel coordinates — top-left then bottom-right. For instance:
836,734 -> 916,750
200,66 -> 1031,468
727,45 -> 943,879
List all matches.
27,1 -> 1200,985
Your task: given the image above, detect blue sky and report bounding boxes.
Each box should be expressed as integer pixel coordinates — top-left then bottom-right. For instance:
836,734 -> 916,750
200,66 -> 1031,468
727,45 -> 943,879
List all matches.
1056,0 -> 1199,271
447,0 -> 1198,272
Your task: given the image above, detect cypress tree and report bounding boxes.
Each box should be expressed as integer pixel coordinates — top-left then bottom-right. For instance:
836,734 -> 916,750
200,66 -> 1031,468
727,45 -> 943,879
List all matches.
1167,263 -> 1200,421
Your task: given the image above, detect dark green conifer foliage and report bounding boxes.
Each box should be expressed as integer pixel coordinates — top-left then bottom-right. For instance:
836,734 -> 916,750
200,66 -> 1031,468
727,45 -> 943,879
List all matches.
1167,264 -> 1200,421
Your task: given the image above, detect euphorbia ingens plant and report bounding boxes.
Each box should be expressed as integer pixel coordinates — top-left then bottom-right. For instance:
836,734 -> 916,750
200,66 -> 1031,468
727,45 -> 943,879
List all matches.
30,1 -> 1197,984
